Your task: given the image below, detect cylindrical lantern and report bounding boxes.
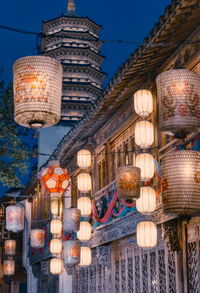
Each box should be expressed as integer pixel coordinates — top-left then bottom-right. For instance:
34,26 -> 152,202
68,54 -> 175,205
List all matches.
136,187 -> 156,214
5,240 -> 16,255
13,56 -> 63,128
116,166 -> 140,200
79,247 -> 92,266
77,173 -> 92,193
134,89 -> 153,117
135,121 -> 154,149
162,150 -> 200,215
64,240 -> 80,266
6,205 -> 24,233
156,69 -> 200,138
50,219 -> 62,235
77,222 -> 92,241
136,153 -> 154,181
3,260 -> 15,276
137,221 -> 157,248
51,199 -> 59,215
63,208 -> 80,232
77,197 -> 92,217
50,239 -> 62,254
50,258 -> 63,275
77,150 -> 92,168
30,229 -> 45,248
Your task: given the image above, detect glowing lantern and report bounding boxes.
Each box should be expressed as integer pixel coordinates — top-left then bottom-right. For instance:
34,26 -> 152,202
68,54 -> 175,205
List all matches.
77,197 -> 91,217
77,173 -> 92,193
50,219 -> 62,235
77,222 -> 92,241
136,187 -> 156,214
137,221 -> 157,248
77,150 -> 92,168
6,205 -> 24,233
30,229 -> 45,248
136,153 -> 154,181
50,239 -> 62,254
3,260 -> 15,276
50,258 -> 63,275
5,240 -> 16,255
156,69 -> 200,138
135,121 -> 154,149
63,208 -> 80,232
51,199 -> 59,216
79,247 -> 92,266
64,240 -> 80,266
134,89 -> 153,117
13,56 -> 63,128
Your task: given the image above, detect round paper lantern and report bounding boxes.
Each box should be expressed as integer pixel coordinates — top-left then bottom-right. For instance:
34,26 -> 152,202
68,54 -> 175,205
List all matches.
136,187 -> 156,214
5,240 -> 16,255
63,208 -> 80,232
50,258 -> 63,275
77,150 -> 92,168
116,166 -> 140,200
77,222 -> 92,241
50,219 -> 62,235
4,260 -> 15,276
136,153 -> 154,181
79,247 -> 92,266
30,229 -> 45,248
135,121 -> 154,149
162,150 -> 200,215
156,69 -> 200,138
13,56 -> 63,128
137,221 -> 157,248
134,89 -> 153,117
77,197 -> 91,217
64,240 -> 80,266
6,205 -> 24,233
77,173 -> 92,193
50,239 -> 62,254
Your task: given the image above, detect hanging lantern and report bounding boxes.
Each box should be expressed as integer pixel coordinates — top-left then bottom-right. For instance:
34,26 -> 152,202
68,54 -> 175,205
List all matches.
77,197 -> 92,217
63,208 -> 80,232
51,199 -> 59,216
137,221 -> 157,248
30,229 -> 45,248
77,150 -> 92,168
50,239 -> 62,254
50,219 -> 62,235
39,161 -> 70,193
6,205 -> 24,233
64,240 -> 80,266
156,69 -> 200,138
79,247 -> 92,266
77,222 -> 92,241
3,260 -> 15,276
135,121 -> 154,149
136,153 -> 154,181
116,166 -> 140,200
13,56 -> 63,128
136,187 -> 156,214
134,89 -> 153,117
162,150 -> 200,215
77,173 -> 92,193
50,258 -> 63,275
5,240 -> 16,255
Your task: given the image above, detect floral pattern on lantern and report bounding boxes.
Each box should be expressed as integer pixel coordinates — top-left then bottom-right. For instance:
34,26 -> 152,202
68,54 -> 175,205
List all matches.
136,187 -> 156,214
30,229 -> 45,248
64,208 -> 80,232
77,222 -> 92,241
137,221 -> 157,248
6,205 -> 24,233
79,247 -> 92,266
4,260 -> 15,276
77,197 -> 91,217
50,239 -> 62,254
50,219 -> 62,235
64,240 -> 80,266
77,173 -> 92,193
77,150 -> 92,168
136,153 -> 154,181
50,258 -> 63,275
5,240 -> 16,255
134,89 -> 153,117
135,121 -> 154,149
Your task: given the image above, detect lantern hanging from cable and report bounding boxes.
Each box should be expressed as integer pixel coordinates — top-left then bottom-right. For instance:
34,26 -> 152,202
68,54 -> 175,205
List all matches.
77,173 -> 92,193
63,208 -> 80,232
51,199 -> 59,216
30,229 -> 45,248
50,239 -> 62,254
136,187 -> 156,214
3,260 -> 15,276
77,150 -> 92,169
50,219 -> 62,235
4,240 -> 16,255
50,258 -> 63,275
79,247 -> 92,266
77,222 -> 92,241
13,55 -> 63,128
77,197 -> 91,217
64,240 -> 80,266
137,221 -> 157,248
136,153 -> 154,181
134,89 -> 153,117
6,204 -> 24,233
156,68 -> 200,138
135,121 -> 154,149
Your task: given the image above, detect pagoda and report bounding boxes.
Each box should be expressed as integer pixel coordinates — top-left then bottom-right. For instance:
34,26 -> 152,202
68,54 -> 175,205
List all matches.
40,0 -> 106,124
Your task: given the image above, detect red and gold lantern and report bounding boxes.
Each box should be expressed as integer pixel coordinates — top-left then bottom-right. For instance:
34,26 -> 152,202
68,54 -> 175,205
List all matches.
6,204 -> 24,233
30,229 -> 45,248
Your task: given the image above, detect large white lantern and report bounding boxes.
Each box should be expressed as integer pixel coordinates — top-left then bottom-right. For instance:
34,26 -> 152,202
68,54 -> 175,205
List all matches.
50,219 -> 62,235
77,150 -> 92,168
137,221 -> 157,248
77,197 -> 92,217
79,247 -> 92,266
134,89 -> 153,117
13,56 -> 63,128
5,240 -> 16,255
64,240 -> 80,266
4,260 -> 15,276
77,173 -> 92,193
51,199 -> 59,216
136,153 -> 154,181
30,229 -> 45,248
50,258 -> 63,275
6,205 -> 24,233
135,121 -> 154,149
77,222 -> 92,241
136,187 -> 156,214
64,208 -> 80,232
50,239 -> 62,254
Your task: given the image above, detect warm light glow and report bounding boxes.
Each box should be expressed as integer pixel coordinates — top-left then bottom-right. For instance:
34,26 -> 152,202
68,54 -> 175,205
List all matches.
136,187 -> 156,214
134,89 -> 153,117
50,258 -> 63,275
64,240 -> 80,265
50,239 -> 62,254
136,153 -> 154,181
5,240 -> 16,255
135,121 -> 154,149
30,229 -> 45,248
77,173 -> 92,192
4,260 -> 15,276
51,199 -> 59,215
79,247 -> 92,266
137,221 -> 157,248
6,205 -> 24,233
77,222 -> 92,241
63,208 -> 80,232
77,197 -> 92,217
77,150 -> 92,168
50,219 -> 62,235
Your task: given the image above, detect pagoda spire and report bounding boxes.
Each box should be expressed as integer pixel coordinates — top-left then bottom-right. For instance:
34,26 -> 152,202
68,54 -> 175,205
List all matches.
67,0 -> 75,13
